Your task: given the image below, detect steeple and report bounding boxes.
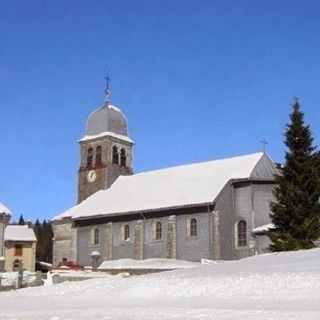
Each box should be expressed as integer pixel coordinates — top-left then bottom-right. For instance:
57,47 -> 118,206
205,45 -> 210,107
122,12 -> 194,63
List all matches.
77,77 -> 134,203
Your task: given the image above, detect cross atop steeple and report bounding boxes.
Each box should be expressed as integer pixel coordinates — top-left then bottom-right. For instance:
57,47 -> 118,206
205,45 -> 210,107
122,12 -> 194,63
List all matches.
104,73 -> 111,102
260,138 -> 268,153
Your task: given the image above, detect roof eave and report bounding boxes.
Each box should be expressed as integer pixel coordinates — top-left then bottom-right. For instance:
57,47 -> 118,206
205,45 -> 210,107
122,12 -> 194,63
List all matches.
72,201 -> 216,222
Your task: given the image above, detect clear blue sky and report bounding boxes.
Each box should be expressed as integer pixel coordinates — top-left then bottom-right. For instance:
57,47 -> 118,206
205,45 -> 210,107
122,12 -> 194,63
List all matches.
1,0 -> 320,221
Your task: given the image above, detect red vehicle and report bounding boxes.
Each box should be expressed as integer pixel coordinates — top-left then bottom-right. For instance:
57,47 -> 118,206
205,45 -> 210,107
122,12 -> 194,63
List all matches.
56,259 -> 82,271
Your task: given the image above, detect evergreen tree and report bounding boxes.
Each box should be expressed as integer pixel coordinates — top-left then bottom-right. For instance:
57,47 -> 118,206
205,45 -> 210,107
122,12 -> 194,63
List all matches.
269,100 -> 320,251
18,214 -> 25,225
33,219 -> 43,260
42,220 -> 53,262
33,219 -> 53,262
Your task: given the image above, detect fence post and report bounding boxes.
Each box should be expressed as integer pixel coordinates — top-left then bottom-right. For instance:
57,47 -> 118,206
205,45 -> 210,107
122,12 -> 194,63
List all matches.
16,262 -> 23,289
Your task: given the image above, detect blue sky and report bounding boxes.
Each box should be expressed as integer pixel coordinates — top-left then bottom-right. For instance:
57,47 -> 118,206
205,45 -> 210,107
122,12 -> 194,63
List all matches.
1,1 -> 320,221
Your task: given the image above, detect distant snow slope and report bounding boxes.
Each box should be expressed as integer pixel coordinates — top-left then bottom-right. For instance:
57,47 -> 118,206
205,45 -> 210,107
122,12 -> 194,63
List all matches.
1,248 -> 320,320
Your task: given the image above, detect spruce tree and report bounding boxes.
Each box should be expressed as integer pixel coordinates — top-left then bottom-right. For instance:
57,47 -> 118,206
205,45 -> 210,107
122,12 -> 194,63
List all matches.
42,220 -> 53,262
269,100 -> 320,251
18,214 -> 25,225
34,219 -> 43,261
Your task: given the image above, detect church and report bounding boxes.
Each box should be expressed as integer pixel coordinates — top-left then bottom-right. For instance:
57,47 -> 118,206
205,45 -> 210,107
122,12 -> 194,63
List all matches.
52,88 -> 277,267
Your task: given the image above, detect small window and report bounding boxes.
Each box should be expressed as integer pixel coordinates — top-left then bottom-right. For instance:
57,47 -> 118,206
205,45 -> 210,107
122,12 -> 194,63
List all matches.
87,147 -> 94,167
124,224 -> 130,240
14,244 -> 23,256
155,221 -> 162,240
112,146 -> 119,164
237,220 -> 247,247
95,145 -> 102,166
120,148 -> 126,167
190,218 -> 197,237
93,228 -> 100,245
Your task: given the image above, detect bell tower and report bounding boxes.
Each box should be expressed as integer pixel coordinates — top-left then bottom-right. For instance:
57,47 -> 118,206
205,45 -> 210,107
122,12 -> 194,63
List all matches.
77,79 -> 134,203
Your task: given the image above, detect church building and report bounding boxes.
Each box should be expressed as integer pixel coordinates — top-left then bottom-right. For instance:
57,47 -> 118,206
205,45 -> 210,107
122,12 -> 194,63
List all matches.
52,88 -> 277,267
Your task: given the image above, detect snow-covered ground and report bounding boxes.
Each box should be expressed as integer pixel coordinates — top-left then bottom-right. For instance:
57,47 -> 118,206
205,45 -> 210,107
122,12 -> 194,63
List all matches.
0,271 -> 36,287
98,258 -> 200,270
1,248 -> 320,320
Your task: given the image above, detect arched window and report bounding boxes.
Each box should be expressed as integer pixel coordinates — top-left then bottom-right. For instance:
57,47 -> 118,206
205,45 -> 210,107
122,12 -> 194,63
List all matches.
124,224 -> 130,240
112,146 -> 119,164
155,221 -> 162,240
237,220 -> 247,247
93,228 -> 99,245
87,147 -> 93,167
120,148 -> 126,167
190,218 -> 197,237
95,145 -> 102,166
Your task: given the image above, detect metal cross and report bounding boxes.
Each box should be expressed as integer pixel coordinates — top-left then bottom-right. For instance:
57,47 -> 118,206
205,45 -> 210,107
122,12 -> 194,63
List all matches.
104,73 -> 111,102
260,139 -> 268,153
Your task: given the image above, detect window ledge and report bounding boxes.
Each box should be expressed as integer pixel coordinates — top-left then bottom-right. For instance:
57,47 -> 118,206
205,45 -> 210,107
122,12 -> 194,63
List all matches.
120,239 -> 132,245
151,239 -> 164,243
89,244 -> 100,248
186,236 -> 199,240
235,246 -> 248,250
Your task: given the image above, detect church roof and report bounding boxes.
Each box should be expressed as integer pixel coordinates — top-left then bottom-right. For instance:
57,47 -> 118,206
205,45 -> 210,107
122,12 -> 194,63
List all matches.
53,152 -> 276,221
0,202 -> 11,216
83,102 -> 131,142
4,225 -> 37,242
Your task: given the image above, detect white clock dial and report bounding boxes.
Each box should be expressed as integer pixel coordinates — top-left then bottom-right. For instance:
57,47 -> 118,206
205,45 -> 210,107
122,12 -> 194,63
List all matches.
87,170 -> 97,183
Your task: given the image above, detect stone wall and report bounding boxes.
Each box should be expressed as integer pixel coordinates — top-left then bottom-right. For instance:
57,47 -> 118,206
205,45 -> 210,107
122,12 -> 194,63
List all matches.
233,182 -> 275,258
5,241 -> 36,272
0,214 -> 10,258
77,212 -> 213,265
176,213 -> 210,261
73,182 -> 274,265
52,220 -> 73,267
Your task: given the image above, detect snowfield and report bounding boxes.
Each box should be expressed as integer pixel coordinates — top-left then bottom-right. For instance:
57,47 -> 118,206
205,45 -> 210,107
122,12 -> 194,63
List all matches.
1,249 -> 320,320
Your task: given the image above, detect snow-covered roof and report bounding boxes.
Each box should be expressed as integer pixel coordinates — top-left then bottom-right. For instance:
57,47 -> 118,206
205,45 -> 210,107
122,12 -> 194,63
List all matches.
85,102 -> 130,139
53,152 -> 276,221
79,131 -> 134,144
252,223 -> 275,234
4,225 -> 37,242
0,202 -> 11,216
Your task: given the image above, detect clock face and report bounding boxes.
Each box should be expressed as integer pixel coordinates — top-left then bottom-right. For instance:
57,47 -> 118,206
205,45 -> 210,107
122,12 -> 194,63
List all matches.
87,170 -> 97,183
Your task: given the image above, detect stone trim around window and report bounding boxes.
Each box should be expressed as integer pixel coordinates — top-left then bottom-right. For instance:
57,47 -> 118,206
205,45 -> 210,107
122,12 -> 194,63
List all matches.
186,216 -> 199,240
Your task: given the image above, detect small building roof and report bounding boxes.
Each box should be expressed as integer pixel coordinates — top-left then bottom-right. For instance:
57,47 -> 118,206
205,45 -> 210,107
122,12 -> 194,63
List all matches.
0,202 -> 12,216
4,225 -> 37,242
53,152 -> 277,221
